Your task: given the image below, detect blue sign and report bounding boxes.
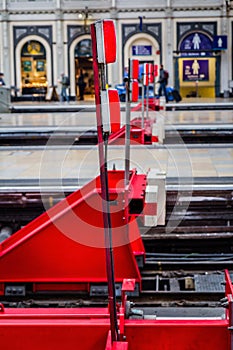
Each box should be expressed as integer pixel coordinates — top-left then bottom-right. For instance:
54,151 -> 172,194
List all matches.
183,59 -> 209,81
179,33 -> 213,56
213,35 -> 227,50
132,45 -> 152,56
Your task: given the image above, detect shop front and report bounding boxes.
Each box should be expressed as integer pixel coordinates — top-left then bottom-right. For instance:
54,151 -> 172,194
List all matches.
21,40 -> 48,98
13,25 -> 53,100
74,38 -> 94,99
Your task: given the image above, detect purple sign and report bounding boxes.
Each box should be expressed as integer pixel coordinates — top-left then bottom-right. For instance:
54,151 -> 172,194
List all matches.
183,59 -> 209,81
180,33 -> 213,56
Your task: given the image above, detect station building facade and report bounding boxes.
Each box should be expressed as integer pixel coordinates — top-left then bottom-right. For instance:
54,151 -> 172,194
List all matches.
0,0 -> 232,100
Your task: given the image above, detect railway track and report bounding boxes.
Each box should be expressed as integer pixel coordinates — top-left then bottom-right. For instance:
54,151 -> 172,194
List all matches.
0,268 -> 231,308
165,125 -> 233,144
0,125 -> 233,146
0,187 -> 232,308
0,188 -> 232,237
0,129 -> 98,146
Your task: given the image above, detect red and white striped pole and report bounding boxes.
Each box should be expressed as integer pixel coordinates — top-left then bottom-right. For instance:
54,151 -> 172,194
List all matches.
91,19 -> 119,343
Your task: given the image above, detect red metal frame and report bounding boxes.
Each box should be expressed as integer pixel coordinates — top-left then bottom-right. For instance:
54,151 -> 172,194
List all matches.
131,98 -> 161,112
0,310 -> 230,350
109,117 -> 155,145
0,270 -> 231,350
0,312 -> 229,350
0,170 -> 145,294
0,312 -> 228,350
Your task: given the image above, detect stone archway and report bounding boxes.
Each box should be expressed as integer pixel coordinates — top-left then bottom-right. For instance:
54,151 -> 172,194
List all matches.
69,34 -> 92,99
124,33 -> 160,72
16,35 -> 52,96
124,33 -> 160,95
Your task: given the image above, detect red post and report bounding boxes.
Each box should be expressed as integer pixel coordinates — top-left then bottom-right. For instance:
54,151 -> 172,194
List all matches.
91,21 -> 118,343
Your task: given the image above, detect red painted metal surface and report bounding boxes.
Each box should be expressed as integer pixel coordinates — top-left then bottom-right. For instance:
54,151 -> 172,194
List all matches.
95,20 -> 116,64
102,20 -> 117,64
131,98 -> 160,112
0,307 -> 230,350
105,331 -> 129,349
224,269 -> 233,333
129,59 -> 139,80
225,269 -> 233,296
130,81 -> 139,102
148,63 -> 154,83
0,170 -> 144,293
0,308 -> 111,350
1,271 -> 231,350
112,342 -> 128,349
108,89 -> 121,133
1,272 -> 231,350
124,319 -> 230,350
109,117 -> 155,145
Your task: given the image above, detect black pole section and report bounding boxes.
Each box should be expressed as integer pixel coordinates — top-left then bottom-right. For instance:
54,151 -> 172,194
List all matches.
125,58 -> 131,189
104,137 -> 119,338
91,23 -> 119,343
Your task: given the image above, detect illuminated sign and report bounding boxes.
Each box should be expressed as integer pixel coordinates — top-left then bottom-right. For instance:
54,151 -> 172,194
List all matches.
183,59 -> 209,81
213,36 -> 227,50
179,33 -> 213,56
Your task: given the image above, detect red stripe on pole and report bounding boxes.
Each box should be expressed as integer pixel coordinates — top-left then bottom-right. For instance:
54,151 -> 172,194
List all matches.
143,63 -> 149,86
103,20 -> 117,64
130,81 -> 139,102
148,63 -> 154,83
108,89 -> 121,133
130,59 -> 139,80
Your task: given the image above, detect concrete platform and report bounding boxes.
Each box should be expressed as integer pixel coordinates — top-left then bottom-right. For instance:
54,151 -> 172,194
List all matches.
1,102 -> 233,130
8,97 -> 233,113
166,97 -> 233,111
0,145 -> 232,191
1,97 -> 232,192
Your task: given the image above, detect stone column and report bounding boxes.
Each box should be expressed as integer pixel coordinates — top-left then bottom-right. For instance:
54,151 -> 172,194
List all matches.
1,10 -> 10,85
55,6 -> 64,87
220,2 -> 229,95
165,0 -> 173,87
109,7 -> 119,87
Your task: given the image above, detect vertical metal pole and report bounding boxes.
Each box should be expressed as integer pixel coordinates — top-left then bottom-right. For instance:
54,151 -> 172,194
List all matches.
91,23 -> 118,343
146,84 -> 149,119
124,59 -> 131,270
141,84 -> 145,128
125,64 -> 131,189
124,65 -> 131,269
